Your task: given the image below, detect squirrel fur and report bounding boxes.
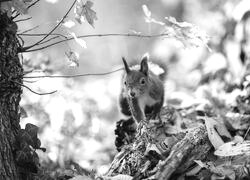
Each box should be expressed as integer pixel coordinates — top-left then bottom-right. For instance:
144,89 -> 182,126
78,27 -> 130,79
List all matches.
119,55 -> 165,123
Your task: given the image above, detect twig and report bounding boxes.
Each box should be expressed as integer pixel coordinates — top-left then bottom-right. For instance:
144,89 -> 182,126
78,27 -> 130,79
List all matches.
22,0 -> 77,51
244,126 -> 250,140
14,17 -> 32,23
37,36 -> 60,45
0,0 -> 12,2
23,68 -> 124,78
18,33 -> 68,39
27,0 -> 40,9
20,33 -> 169,52
11,80 -> 57,95
23,80 -> 39,83
21,25 -> 40,34
17,34 -> 25,48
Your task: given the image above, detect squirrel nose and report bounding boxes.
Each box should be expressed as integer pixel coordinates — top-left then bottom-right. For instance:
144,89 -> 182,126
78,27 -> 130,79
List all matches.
130,91 -> 136,97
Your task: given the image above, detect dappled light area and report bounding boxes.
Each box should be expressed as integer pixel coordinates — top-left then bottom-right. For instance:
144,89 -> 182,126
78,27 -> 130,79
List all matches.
1,0 -> 250,179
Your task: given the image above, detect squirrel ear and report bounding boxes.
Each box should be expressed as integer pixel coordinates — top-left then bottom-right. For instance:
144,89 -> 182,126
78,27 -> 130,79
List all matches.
140,56 -> 148,75
122,57 -> 130,73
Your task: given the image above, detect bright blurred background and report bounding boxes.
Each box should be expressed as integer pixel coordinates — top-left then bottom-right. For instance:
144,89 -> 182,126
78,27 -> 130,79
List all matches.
16,0 -> 250,175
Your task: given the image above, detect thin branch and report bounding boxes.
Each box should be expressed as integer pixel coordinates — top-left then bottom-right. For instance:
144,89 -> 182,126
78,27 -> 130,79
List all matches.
0,0 -> 12,2
18,33 -> 68,39
21,25 -> 40,34
20,33 -> 169,52
37,36 -> 60,45
17,34 -> 25,47
22,0 -> 77,51
14,17 -> 32,23
23,80 -> 39,83
27,0 -> 40,9
11,80 -> 57,95
244,126 -> 250,140
23,68 -> 124,79
18,33 -> 69,46
19,21 -> 59,34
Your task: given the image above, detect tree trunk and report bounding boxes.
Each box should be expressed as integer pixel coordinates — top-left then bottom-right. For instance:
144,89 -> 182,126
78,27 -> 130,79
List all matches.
0,12 -> 23,180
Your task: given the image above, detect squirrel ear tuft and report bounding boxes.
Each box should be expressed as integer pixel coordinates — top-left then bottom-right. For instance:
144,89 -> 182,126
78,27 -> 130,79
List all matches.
140,56 -> 148,75
122,57 -> 130,73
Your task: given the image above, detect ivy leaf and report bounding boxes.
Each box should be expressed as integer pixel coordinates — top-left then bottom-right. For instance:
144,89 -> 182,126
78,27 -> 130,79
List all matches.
65,50 -> 80,67
25,123 -> 38,138
74,0 -> 97,28
20,106 -> 28,118
18,129 -> 33,146
16,150 -> 29,162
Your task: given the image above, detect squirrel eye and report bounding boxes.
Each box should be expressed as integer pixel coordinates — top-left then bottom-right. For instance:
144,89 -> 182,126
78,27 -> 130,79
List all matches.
140,78 -> 145,85
124,81 -> 127,85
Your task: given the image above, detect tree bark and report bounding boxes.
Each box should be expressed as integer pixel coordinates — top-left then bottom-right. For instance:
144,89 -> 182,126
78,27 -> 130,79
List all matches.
0,12 -> 23,180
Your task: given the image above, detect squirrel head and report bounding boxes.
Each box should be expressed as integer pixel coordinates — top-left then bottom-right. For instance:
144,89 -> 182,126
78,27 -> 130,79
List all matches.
122,56 -> 149,98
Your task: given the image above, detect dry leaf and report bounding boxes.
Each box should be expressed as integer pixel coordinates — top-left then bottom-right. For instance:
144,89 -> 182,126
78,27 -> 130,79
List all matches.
214,141 -> 250,157
69,175 -> 92,180
194,160 -> 236,180
204,117 -> 225,149
101,174 -> 133,180
74,0 -> 97,28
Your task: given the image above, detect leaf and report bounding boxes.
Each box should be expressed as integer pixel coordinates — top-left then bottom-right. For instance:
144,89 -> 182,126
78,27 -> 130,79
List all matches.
203,117 -> 225,149
194,160 -> 236,180
18,129 -> 33,146
12,0 -> 29,14
63,20 -> 76,28
194,160 -> 207,168
69,175 -> 93,180
142,4 -> 151,23
71,161 -> 90,176
142,5 -> 151,17
16,150 -> 30,162
214,141 -> 250,157
141,4 -> 164,25
74,0 -> 97,28
20,106 -> 28,118
69,32 -> 87,48
0,2 -> 12,17
65,50 -> 80,67
164,16 -> 210,50
101,174 -> 133,180
25,123 -> 38,138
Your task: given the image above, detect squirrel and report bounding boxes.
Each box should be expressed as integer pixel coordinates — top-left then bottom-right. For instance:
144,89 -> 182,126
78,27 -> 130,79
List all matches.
119,55 -> 165,124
